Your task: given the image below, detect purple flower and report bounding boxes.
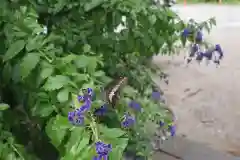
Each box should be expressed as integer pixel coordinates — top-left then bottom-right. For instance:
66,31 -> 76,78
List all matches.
87,88 -> 93,96
215,44 -> 223,59
92,155 -> 108,160
196,52 -> 204,61
68,111 -> 85,125
160,121 -> 164,127
79,101 -> 92,113
74,115 -> 84,125
195,31 -> 203,42
94,141 -> 112,160
128,101 -> 141,111
121,113 -> 135,128
192,44 -> 199,53
78,88 -> 94,102
77,95 -> 84,102
203,50 -> 213,60
68,88 -> 94,126
94,104 -> 108,116
68,111 -> 75,121
151,91 -> 161,100
182,28 -> 190,37
92,156 -> 100,160
168,125 -> 176,136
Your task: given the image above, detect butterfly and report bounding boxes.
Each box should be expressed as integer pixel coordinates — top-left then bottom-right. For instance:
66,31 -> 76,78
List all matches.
101,77 -> 128,108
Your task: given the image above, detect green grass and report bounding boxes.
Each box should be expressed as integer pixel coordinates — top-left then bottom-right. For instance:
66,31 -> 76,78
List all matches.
177,0 -> 240,4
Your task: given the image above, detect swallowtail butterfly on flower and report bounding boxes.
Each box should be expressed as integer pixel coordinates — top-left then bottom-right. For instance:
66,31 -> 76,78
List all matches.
101,77 -> 128,108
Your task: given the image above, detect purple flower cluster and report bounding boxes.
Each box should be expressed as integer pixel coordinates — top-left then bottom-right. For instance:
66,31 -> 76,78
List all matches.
182,28 -> 224,66
122,100 -> 144,128
68,88 -> 93,125
153,91 -> 176,137
194,44 -> 223,65
159,121 -> 176,137
93,141 -> 112,160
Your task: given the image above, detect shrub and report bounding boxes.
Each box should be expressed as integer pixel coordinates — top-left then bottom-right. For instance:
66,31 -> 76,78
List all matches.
0,0 -> 216,160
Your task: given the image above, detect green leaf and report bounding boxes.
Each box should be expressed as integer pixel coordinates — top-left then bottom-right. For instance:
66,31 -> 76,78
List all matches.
26,36 -> 44,52
57,89 -> 70,103
83,44 -> 91,52
0,103 -> 10,111
43,75 -> 70,91
149,15 -> 156,25
61,54 -> 77,64
108,147 -> 122,160
12,143 -> 40,160
70,73 -> 88,82
2,63 -> 12,84
31,102 -> 55,117
87,57 -> 98,73
45,115 -> 71,148
99,125 -> 126,139
93,70 -> 105,77
122,86 -> 138,97
71,93 -> 82,109
74,55 -> 91,68
20,53 -> 40,79
108,138 -> 129,160
74,55 -> 98,73
84,0 -> 104,12
3,40 -> 25,61
65,129 -> 90,157
77,146 -> 94,160
209,17 -> 216,26
40,67 -> 54,79
65,127 -> 84,150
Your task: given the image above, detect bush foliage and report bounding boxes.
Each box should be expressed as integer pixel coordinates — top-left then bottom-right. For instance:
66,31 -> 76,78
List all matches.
0,0 -> 216,160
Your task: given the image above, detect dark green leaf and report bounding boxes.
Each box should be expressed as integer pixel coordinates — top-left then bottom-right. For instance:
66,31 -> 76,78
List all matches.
26,36 -> 44,52
45,115 -> 71,148
2,63 -> 12,83
20,53 -> 40,79
3,40 -> 25,61
31,102 -> 55,117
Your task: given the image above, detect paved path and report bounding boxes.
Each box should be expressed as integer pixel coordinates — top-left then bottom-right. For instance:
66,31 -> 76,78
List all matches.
154,136 -> 240,160
153,4 -> 240,160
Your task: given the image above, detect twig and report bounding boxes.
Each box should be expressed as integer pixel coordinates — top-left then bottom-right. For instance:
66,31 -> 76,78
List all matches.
155,148 -> 184,159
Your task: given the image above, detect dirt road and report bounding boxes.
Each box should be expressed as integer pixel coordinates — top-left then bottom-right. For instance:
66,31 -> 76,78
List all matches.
153,4 -> 240,156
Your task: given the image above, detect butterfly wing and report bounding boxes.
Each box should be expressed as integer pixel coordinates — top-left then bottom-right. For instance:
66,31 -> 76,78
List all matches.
104,77 -> 128,108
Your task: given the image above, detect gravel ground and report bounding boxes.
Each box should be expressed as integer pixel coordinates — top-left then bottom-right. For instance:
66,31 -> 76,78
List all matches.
153,4 -> 240,156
